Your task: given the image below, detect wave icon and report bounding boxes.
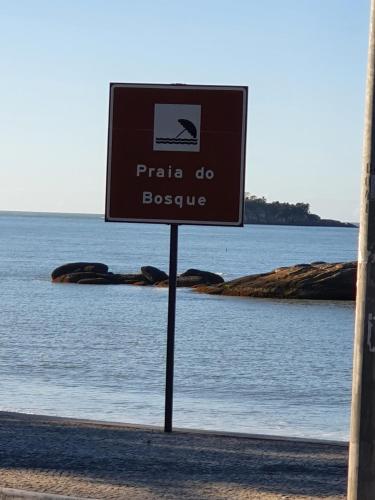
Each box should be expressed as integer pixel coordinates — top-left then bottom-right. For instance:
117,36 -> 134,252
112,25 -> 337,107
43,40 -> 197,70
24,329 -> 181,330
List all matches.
155,137 -> 198,145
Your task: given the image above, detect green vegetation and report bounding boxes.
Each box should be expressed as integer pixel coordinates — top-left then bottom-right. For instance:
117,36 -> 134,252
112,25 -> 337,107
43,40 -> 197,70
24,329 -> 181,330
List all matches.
243,195 -> 355,227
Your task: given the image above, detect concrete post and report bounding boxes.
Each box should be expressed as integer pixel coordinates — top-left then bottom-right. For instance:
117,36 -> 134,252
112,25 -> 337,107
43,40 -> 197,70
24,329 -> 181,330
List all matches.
348,1 -> 375,498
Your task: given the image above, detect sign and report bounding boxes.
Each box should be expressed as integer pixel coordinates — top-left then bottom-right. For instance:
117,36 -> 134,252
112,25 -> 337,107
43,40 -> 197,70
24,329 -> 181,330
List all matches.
105,83 -> 248,226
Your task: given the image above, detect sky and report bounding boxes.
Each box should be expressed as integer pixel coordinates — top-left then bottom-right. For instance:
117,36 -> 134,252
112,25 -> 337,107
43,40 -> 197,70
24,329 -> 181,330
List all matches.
0,0 -> 370,221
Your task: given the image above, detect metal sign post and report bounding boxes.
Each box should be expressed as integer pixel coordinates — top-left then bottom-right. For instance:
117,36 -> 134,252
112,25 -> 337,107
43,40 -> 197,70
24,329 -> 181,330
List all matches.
105,83 -> 247,434
164,224 -> 178,432
348,1 -> 375,497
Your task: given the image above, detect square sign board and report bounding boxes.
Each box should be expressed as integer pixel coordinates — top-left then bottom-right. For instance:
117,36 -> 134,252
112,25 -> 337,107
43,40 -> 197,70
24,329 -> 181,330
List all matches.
105,83 -> 248,226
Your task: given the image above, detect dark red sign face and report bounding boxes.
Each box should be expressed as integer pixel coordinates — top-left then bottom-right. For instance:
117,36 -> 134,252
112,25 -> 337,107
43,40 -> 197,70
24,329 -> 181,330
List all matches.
105,83 -> 248,226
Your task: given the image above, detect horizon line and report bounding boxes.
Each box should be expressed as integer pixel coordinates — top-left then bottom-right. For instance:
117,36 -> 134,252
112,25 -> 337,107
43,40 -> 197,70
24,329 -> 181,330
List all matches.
0,209 -> 359,225
0,209 -> 103,217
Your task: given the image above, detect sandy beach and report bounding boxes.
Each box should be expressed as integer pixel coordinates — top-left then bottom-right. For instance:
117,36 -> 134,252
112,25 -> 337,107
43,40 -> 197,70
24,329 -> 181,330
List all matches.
0,412 -> 347,499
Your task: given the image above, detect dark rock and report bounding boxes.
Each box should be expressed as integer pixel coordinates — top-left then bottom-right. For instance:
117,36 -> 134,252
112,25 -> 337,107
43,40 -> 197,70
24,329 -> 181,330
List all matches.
156,276 -> 206,287
141,266 -> 168,284
78,278 -> 115,285
180,269 -> 224,284
57,272 -> 106,283
52,262 -> 108,281
111,274 -> 146,284
196,262 -> 357,301
156,270 -> 223,288
177,276 -> 205,287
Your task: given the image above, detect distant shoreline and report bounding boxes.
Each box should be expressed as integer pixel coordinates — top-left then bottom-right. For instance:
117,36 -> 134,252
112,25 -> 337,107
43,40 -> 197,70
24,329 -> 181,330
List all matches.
244,221 -> 358,228
0,210 -> 359,228
244,197 -> 357,228
0,209 -> 101,217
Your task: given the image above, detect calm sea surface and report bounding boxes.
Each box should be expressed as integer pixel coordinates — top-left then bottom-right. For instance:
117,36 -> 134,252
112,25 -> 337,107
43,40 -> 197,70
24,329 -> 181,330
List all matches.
0,212 -> 358,440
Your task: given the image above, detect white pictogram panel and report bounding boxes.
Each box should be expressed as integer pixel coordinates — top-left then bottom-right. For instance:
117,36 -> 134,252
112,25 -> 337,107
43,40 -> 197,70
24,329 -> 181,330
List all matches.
153,104 -> 201,152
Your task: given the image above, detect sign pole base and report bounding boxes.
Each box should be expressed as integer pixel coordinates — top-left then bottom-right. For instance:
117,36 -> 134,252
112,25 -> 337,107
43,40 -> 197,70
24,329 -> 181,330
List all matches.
164,223 -> 178,432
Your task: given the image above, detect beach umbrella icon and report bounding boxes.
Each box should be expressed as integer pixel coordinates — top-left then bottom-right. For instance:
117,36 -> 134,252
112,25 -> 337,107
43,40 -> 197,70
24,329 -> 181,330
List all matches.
175,119 -> 197,139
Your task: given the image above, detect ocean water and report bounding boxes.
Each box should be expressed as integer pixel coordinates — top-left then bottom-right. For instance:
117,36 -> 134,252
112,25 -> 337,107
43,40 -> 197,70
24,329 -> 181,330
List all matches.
0,212 -> 358,440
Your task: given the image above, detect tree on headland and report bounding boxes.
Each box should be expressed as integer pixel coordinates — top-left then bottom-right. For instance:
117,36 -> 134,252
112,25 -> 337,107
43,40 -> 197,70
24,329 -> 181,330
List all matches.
243,196 -> 354,227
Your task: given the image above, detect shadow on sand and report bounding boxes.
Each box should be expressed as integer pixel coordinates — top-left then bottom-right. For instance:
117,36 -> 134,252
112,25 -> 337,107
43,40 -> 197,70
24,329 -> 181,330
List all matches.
0,412 -> 347,498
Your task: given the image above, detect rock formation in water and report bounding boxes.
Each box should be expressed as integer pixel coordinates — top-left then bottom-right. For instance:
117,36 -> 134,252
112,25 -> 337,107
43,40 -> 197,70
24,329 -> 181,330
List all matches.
51,262 -> 109,281
157,269 -> 225,287
51,261 -> 355,300
141,266 -> 169,284
51,263 -> 223,287
195,262 -> 356,300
